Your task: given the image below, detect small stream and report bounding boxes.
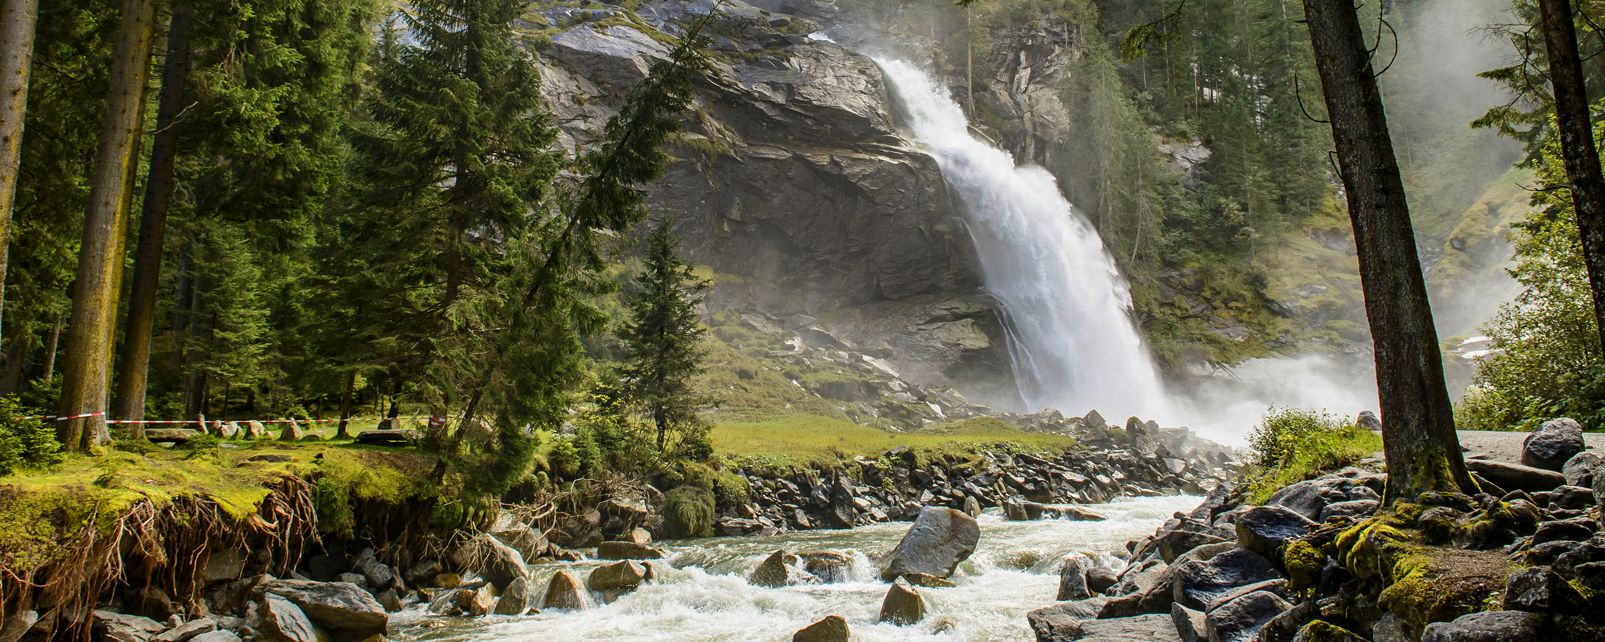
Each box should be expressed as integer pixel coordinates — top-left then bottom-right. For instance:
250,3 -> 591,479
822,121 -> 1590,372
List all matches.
392,495 -> 1200,641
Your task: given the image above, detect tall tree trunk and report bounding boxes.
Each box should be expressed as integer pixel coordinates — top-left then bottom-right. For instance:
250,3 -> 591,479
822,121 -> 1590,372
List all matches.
57,0 -> 158,451
336,371 -> 355,440
1302,0 -> 1474,502
41,311 -> 60,380
1539,0 -> 1605,351
115,0 -> 193,431
0,0 -> 41,348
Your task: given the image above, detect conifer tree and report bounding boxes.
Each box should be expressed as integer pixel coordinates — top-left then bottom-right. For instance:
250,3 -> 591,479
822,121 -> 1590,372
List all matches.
621,222 -> 711,456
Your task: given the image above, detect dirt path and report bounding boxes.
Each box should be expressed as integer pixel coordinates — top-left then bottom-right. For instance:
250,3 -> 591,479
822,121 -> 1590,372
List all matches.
1455,429 -> 1605,464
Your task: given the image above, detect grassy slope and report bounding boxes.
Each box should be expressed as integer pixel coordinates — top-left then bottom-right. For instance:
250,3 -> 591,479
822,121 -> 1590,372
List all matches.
711,415 -> 1077,468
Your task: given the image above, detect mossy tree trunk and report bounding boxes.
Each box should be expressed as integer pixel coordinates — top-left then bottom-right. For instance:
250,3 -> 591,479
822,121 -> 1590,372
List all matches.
57,0 -> 158,450
0,0 -> 41,347
114,0 -> 194,434
1301,0 -> 1475,501
1538,0 -> 1605,353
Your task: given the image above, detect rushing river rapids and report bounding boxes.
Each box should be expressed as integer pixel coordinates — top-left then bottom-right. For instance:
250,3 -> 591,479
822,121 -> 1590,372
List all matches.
392,495 -> 1201,641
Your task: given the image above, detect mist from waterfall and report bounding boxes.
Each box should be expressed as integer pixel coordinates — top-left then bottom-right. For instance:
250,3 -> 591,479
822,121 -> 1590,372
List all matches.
874,58 -> 1170,423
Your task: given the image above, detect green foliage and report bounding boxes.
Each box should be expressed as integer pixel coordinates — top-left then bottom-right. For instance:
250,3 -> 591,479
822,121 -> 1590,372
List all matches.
661,485 -> 715,539
313,476 -> 356,539
1243,408 -> 1382,503
0,396 -> 62,477
1458,121 -> 1605,431
621,222 -> 713,459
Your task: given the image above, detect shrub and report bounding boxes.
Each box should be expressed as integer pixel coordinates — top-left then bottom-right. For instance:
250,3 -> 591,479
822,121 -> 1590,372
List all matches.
1244,407 -> 1381,503
0,395 -> 61,477
313,477 -> 355,539
662,485 -> 714,538
548,435 -> 582,479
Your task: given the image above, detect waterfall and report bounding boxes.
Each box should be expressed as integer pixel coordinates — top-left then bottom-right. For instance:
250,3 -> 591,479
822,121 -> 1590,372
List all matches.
874,58 -> 1168,420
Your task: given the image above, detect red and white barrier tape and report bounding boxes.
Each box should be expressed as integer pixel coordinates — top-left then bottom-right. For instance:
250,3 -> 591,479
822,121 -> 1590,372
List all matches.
18,414 -> 407,425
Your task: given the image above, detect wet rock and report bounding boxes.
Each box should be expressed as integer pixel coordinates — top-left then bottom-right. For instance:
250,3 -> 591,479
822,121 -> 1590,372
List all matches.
355,556 -> 394,589
489,514 -> 550,562
800,551 -> 854,583
1523,418 -> 1586,471
929,616 -> 958,634
1027,603 -> 1085,641
719,516 -> 775,536
589,560 -> 650,593
963,496 -> 982,517
1503,566 -> 1587,614
494,576 -> 533,615
1043,553 -> 1090,601
1005,496 -> 1038,521
899,572 -> 956,588
1049,506 -> 1108,522
1077,614 -> 1182,641
1155,522 -> 1231,564
751,550 -> 811,588
1087,566 -> 1120,594
261,580 -> 386,639
879,577 -> 925,625
406,559 -> 443,586
793,615 -> 850,642
189,632 -> 241,642
1422,610 -> 1548,642
823,475 -> 858,529
1171,548 -> 1280,611
1234,506 -> 1315,562
93,611 -> 165,642
256,594 -> 322,642
376,589 -> 404,612
453,585 -> 495,616
1171,603 -> 1207,642
450,533 -> 530,590
1204,590 -> 1291,642
1466,459 -> 1566,492
1564,451 -> 1603,488
597,540 -> 666,560
541,570 -> 590,610
880,507 -> 980,580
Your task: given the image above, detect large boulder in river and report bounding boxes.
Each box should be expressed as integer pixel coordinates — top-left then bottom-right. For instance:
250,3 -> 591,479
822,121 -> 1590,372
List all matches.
793,615 -> 851,642
751,550 -> 811,588
450,532 -> 529,590
589,560 -> 651,593
260,580 -> 386,639
1056,553 -> 1094,600
1523,418 -> 1586,471
493,576 -> 533,615
880,507 -> 979,580
878,578 -> 925,625
597,540 -> 666,560
541,570 -> 590,610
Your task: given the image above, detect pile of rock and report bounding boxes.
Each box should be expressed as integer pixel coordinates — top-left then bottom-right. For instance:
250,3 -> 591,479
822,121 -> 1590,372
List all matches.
1025,417 -> 1605,642
728,424 -> 1234,536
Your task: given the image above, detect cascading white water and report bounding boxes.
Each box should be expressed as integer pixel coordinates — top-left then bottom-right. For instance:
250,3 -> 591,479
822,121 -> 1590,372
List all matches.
873,58 -> 1168,420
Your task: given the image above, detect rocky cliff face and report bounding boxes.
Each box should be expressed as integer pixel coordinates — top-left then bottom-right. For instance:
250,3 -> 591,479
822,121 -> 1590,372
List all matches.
532,0 -> 1025,405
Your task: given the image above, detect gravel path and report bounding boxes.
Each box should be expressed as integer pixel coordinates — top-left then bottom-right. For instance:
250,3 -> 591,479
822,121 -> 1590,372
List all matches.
1455,429 -> 1605,464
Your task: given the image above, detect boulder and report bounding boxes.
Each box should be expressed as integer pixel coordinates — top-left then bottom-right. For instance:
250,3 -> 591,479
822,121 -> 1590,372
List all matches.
588,560 -> 650,593
1422,610 -> 1548,642
1027,603 -> 1084,641
1503,566 -> 1587,614
1171,603 -> 1207,642
189,632 -> 242,642
751,550 -> 810,588
1355,411 -> 1381,431
899,572 -> 956,588
489,515 -> 550,562
1318,499 -> 1379,522
540,570 -> 590,610
880,507 -> 980,580
92,611 -> 165,642
1077,614 -> 1183,641
1291,621 -> 1367,642
376,589 -> 404,612
1087,566 -> 1120,594
1171,548 -> 1281,611
144,428 -> 199,444
279,420 -> 304,441
494,576 -> 533,615
203,549 -> 247,585
450,533 -> 530,590
1465,459 -> 1565,492
245,421 -> 268,439
1155,522 -> 1231,564
962,496 -> 982,517
219,422 -> 241,439
1234,506 -> 1315,562
256,595 -> 322,642
878,578 -> 925,625
261,580 -> 386,639
355,556 -> 394,589
1204,590 -> 1291,642
452,585 -> 495,616
597,540 -> 666,560
823,476 -> 858,529
1564,451 -> 1603,488
793,615 -> 850,642
800,551 -> 854,583
1057,554 -> 1093,600
1522,418 -> 1586,471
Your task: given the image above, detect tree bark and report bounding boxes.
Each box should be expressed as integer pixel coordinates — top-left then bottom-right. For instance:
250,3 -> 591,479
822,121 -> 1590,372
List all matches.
41,311 -> 60,381
57,0 -> 158,451
1539,0 -> 1605,352
0,0 -> 40,348
336,371 -> 355,440
1302,0 -> 1474,501
115,0 -> 193,431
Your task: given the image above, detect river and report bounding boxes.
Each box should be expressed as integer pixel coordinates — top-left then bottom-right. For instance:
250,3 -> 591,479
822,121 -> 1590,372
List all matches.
391,495 -> 1200,641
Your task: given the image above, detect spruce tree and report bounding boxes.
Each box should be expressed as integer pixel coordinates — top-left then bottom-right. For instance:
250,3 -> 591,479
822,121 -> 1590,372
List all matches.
621,222 -> 711,457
